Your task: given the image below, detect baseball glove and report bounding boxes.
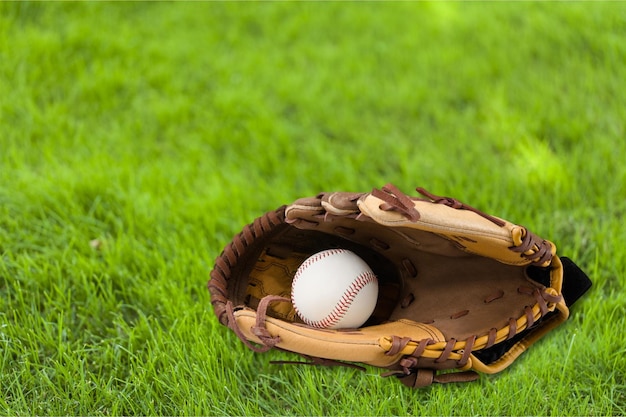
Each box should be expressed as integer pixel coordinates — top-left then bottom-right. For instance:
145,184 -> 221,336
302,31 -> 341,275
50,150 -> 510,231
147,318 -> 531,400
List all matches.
208,184 -> 591,388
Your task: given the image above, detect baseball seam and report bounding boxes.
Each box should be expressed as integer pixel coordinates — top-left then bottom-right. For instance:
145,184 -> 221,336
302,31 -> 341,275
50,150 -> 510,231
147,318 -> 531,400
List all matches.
293,249 -> 346,282
292,249 -> 376,329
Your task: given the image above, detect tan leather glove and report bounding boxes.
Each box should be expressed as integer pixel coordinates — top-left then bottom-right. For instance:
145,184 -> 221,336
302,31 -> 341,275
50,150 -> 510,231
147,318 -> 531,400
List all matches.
208,184 -> 592,388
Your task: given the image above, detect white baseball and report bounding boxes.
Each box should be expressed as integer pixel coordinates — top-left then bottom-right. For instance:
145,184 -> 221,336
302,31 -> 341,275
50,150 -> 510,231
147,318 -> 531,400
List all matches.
291,249 -> 378,329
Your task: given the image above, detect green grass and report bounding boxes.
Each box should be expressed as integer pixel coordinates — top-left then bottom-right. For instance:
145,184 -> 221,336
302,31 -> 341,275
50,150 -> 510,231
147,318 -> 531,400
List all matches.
1,1 -> 625,415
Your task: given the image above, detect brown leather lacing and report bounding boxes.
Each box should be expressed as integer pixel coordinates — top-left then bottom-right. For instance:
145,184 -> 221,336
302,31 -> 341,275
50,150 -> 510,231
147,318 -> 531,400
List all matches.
401,369 -> 480,387
383,285 -> 563,382
372,184 -> 505,226
208,207 -> 287,327
224,295 -> 290,353
384,335 -> 477,369
225,300 -> 275,353
415,187 -> 507,227
509,229 -> 554,266
373,185 -> 555,266
518,286 -> 563,316
484,289 -> 505,303
371,184 -> 421,221
382,336 -> 480,387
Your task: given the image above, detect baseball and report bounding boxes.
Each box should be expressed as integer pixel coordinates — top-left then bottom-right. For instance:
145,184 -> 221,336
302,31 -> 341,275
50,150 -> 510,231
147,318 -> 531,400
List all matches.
291,249 -> 378,329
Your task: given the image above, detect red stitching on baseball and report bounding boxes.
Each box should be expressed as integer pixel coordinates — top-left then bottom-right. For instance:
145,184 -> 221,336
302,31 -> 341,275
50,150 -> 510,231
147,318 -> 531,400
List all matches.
292,249 -> 348,325
292,249 -> 346,292
292,249 -> 377,329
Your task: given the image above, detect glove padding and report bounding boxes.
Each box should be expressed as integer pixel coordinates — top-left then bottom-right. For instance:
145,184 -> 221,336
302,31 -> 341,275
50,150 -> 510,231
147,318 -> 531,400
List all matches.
208,184 -> 591,387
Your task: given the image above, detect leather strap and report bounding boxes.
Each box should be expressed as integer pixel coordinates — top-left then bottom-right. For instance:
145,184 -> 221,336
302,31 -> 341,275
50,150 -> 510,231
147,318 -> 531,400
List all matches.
398,369 -> 480,388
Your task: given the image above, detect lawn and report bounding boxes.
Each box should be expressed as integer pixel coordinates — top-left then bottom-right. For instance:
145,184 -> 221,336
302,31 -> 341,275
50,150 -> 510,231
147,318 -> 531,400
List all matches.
1,1 -> 625,415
